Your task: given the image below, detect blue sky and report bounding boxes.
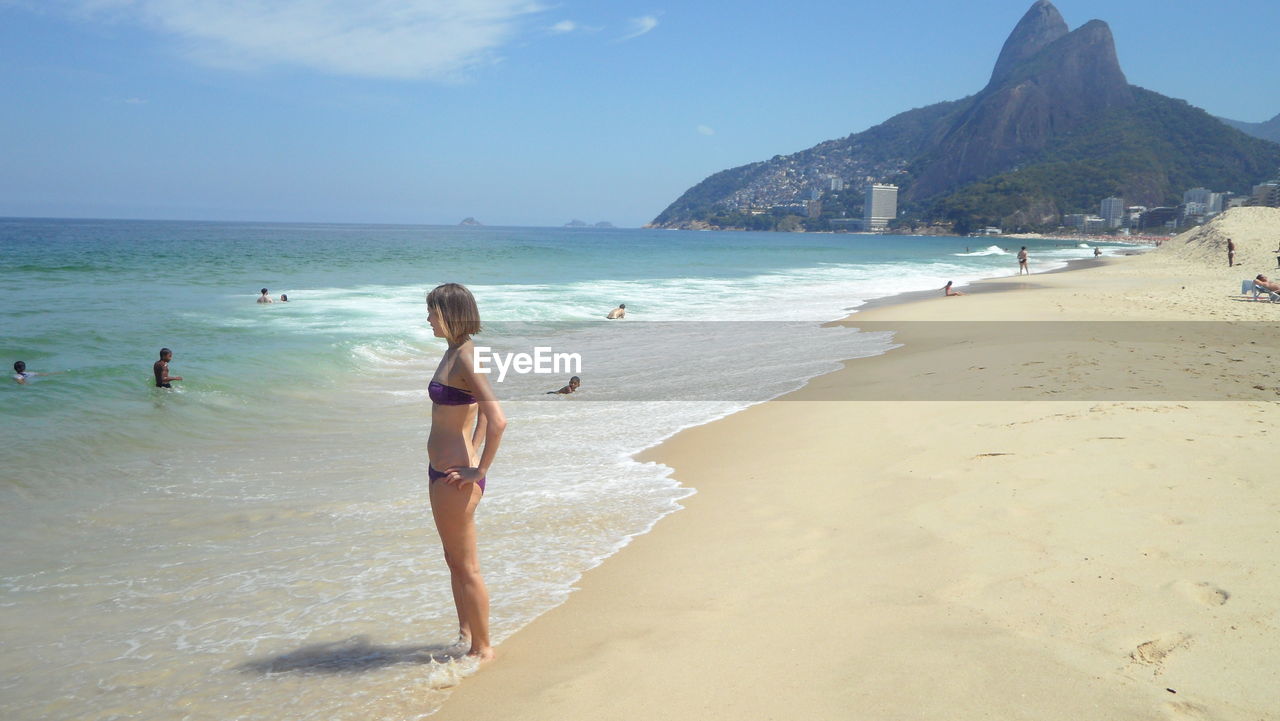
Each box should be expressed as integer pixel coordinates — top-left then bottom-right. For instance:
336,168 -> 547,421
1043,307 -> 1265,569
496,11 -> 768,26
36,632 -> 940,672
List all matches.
1,0 -> 1277,227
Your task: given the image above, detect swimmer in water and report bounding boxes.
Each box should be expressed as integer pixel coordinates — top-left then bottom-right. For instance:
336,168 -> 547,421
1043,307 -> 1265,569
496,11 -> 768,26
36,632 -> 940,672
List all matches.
153,348 -> 183,388
12,360 -> 56,385
547,376 -> 581,394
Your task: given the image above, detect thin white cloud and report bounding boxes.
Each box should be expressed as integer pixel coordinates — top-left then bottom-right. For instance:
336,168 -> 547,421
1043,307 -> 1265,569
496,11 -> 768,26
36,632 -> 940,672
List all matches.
62,1 -> 549,80
697,124 -> 714,136
548,18 -> 601,34
618,14 -> 657,41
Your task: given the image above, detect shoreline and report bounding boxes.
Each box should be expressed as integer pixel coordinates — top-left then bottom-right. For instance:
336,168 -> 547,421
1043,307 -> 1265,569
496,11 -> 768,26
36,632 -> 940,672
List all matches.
430,249 -> 1280,719
429,248 -> 1280,719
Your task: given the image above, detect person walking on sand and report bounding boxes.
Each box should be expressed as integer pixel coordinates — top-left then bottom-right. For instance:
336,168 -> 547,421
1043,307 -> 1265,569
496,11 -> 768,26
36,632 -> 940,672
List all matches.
606,303 -> 626,319
943,281 -> 965,297
1227,239 -> 1235,268
425,283 -> 505,663
153,348 -> 183,388
257,288 -> 273,304
1017,246 -> 1029,275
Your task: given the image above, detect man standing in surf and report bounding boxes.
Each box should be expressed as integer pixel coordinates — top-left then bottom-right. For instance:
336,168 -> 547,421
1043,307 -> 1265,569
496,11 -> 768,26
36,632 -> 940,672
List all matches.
153,348 -> 182,388
425,283 -> 506,663
1017,246 -> 1029,275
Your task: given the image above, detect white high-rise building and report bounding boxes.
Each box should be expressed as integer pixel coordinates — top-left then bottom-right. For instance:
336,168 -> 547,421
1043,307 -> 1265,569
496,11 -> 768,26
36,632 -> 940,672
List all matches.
1253,182 -> 1280,207
1183,187 -> 1211,205
864,183 -> 898,231
1100,197 -> 1125,228
1182,188 -> 1225,214
829,177 -> 844,192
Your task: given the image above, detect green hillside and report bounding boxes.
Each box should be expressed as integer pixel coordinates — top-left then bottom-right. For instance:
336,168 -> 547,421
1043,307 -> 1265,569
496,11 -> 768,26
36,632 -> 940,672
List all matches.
927,87 -> 1280,232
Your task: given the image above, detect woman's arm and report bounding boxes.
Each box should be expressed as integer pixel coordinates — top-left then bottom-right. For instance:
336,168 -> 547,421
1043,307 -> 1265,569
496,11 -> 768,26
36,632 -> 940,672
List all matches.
471,407 -> 489,454
456,344 -> 507,477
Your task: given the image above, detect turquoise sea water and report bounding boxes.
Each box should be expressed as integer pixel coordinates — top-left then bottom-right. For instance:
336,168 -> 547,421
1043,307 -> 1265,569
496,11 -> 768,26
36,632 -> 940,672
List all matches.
0,218 -> 1127,720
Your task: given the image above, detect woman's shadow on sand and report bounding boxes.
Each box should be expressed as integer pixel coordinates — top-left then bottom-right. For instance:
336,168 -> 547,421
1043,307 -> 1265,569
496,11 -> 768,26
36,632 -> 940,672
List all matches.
236,636 -> 463,675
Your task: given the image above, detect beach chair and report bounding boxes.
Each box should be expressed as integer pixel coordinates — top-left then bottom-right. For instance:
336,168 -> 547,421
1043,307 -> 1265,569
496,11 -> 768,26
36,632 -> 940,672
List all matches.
1243,279 -> 1280,302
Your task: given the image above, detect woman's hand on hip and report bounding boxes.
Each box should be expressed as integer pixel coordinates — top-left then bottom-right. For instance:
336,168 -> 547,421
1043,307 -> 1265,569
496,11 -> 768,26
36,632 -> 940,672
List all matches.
443,466 -> 484,488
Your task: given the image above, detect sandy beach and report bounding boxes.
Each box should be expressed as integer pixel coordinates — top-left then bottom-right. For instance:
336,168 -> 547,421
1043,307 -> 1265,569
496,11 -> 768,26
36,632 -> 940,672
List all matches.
437,211 -> 1280,720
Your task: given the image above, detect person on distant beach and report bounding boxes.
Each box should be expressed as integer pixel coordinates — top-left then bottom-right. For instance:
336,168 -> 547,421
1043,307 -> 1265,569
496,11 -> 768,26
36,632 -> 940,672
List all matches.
279,294 -> 288,302
425,282 -> 505,663
1255,275 -> 1280,293
1272,243 -> 1280,269
606,303 -> 626,319
12,360 -> 54,385
1093,247 -> 1102,257
153,348 -> 182,388
257,288 -> 273,304
1227,239 -> 1236,267
547,376 -> 581,394
1017,247 -> 1029,275
943,281 -> 965,297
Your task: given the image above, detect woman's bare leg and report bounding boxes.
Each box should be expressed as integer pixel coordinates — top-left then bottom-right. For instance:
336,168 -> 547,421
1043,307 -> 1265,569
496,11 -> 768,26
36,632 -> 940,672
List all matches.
430,480 -> 493,661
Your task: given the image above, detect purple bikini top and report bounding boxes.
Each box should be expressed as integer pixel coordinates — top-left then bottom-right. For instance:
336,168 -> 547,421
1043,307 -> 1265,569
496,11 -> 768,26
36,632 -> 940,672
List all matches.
429,380 -> 476,405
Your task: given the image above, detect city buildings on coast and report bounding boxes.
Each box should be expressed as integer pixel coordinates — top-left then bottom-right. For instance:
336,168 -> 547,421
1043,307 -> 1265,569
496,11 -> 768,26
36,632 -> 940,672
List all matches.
740,172 -> 1277,235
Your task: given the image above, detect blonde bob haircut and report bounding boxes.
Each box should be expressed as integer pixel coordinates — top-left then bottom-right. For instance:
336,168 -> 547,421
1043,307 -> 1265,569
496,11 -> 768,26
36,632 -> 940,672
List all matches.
426,283 -> 482,345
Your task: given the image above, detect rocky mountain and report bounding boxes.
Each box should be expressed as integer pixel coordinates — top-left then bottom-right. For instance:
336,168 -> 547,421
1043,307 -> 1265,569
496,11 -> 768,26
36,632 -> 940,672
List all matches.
651,0 -> 1280,231
1219,113 -> 1280,144
909,17 -> 1134,200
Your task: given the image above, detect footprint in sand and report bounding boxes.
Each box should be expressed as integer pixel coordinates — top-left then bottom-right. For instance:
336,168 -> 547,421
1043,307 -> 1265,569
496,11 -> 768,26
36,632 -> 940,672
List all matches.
1131,632 -> 1193,673
1163,700 -> 1214,720
1170,580 -> 1230,607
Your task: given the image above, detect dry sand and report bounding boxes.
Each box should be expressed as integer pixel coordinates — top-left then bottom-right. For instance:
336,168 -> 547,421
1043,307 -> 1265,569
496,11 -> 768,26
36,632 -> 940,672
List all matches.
431,209 -> 1280,720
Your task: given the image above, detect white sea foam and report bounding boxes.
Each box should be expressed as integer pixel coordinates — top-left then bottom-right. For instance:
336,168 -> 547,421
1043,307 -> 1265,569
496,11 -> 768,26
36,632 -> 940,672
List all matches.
954,244 -> 1008,256
1,224 -> 1125,721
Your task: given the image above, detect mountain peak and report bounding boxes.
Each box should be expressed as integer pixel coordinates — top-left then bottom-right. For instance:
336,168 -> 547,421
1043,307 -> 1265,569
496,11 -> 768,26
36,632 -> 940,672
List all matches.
909,13 -> 1132,200
989,0 -> 1069,87
649,2 -> 1280,232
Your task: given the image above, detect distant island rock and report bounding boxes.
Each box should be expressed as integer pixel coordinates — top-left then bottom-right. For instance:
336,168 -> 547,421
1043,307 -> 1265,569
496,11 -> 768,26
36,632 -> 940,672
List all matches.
458,217 -> 483,226
593,221 -> 615,228
564,219 -> 615,228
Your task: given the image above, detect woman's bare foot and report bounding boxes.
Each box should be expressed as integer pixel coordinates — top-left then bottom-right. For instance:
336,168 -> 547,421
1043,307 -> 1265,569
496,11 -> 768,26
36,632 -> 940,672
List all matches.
467,646 -> 495,663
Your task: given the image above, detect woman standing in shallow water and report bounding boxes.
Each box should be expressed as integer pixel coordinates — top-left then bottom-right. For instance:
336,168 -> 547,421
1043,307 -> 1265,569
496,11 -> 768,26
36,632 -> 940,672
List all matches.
425,283 -> 506,662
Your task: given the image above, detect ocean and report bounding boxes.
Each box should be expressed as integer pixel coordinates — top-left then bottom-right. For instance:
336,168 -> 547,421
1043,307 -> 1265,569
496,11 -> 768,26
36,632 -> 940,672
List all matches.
0,218 -> 1127,720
